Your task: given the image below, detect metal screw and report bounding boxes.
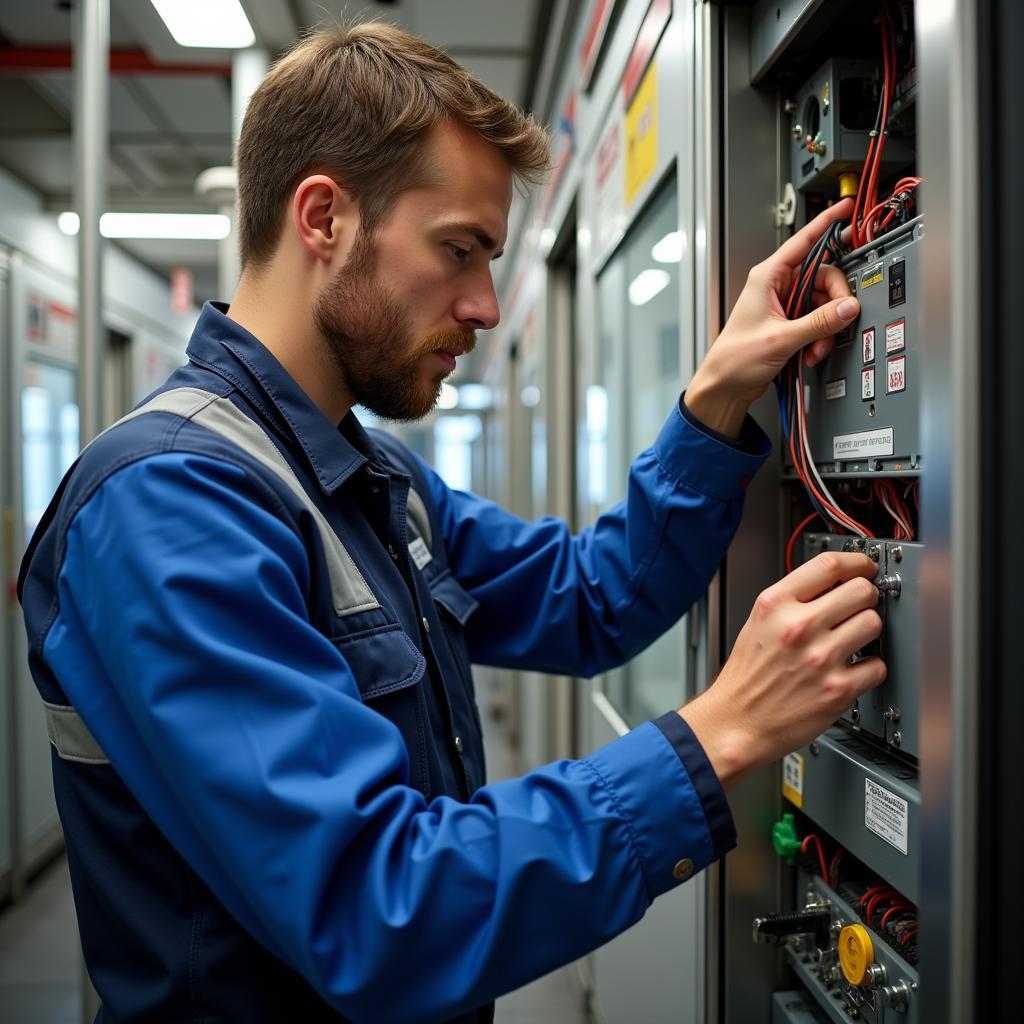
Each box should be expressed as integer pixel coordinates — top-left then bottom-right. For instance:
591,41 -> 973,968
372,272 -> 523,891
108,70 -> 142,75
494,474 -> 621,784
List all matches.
792,123 -> 804,139
831,920 -> 844,937
876,574 -> 902,598
884,707 -> 901,722
851,704 -> 861,724
867,543 -> 881,562
890,545 -> 903,562
809,741 -> 821,756
892,731 -> 903,749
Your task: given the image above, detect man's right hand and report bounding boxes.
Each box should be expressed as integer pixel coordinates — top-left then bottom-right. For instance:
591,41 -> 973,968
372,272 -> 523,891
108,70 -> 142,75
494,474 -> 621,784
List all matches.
679,552 -> 885,789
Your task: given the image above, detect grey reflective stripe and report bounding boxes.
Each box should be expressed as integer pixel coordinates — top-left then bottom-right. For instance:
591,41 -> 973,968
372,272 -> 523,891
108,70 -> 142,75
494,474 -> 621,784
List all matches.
114,387 -> 379,617
405,486 -> 432,551
43,701 -> 109,765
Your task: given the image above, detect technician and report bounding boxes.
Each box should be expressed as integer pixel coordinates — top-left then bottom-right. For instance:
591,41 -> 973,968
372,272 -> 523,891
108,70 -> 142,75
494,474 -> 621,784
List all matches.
20,22 -> 880,1024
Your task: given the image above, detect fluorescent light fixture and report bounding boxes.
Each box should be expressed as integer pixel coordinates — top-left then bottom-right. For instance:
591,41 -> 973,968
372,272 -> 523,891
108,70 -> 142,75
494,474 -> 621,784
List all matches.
651,230 -> 684,263
437,383 -> 459,410
150,0 -> 255,48
628,268 -> 670,306
59,212 -> 231,240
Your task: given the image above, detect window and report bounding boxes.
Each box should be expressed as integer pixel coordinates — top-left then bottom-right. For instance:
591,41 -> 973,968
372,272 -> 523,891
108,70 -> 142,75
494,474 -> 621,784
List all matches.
591,179 -> 686,725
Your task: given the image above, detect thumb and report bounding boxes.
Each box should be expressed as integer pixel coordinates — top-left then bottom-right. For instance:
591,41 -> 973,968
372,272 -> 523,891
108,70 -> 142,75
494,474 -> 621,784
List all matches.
782,296 -> 860,353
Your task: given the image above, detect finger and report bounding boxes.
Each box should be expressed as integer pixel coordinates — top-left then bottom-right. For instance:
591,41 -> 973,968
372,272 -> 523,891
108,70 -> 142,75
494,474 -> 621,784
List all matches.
812,576 -> 880,629
828,606 -> 884,660
771,198 -> 855,273
779,295 -> 860,354
803,336 -> 836,366
842,654 -> 888,699
810,263 -> 853,303
780,551 -> 878,602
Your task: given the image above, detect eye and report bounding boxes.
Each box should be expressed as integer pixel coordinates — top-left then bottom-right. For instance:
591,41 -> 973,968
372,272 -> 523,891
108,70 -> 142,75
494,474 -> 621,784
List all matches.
448,243 -> 471,262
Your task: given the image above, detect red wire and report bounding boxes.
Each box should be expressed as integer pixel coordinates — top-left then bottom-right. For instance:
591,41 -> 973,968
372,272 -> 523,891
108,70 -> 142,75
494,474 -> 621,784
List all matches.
881,903 -> 915,928
829,849 -> 843,888
899,927 -> 918,945
801,834 -> 830,881
786,512 -> 821,573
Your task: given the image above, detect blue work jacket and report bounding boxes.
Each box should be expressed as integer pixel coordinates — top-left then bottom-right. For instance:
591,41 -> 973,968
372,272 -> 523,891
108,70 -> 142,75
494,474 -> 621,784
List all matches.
20,302 -> 770,1023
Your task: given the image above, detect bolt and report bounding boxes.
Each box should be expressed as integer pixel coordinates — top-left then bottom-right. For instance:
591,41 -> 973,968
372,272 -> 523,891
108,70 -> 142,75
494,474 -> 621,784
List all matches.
884,707 -> 901,722
877,574 -> 902,598
851,704 -> 861,724
891,545 -> 903,562
867,543 -> 881,562
831,920 -> 844,937
892,730 -> 903,748
792,123 -> 804,139
809,741 -> 820,756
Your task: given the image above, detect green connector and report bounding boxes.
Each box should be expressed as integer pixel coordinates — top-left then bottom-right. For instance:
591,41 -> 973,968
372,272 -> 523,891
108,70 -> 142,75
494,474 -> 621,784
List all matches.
772,812 -> 801,863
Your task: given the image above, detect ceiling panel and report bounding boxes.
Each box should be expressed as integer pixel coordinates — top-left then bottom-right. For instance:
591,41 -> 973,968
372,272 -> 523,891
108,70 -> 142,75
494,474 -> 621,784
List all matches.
0,137 -> 137,195
407,0 -> 537,51
130,75 -> 232,135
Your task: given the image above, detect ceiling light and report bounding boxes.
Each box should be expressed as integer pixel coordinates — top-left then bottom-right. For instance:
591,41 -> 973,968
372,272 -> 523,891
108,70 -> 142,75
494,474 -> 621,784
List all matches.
150,0 -> 255,49
628,268 -> 670,306
651,230 -> 684,263
59,212 -> 231,240
457,384 -> 492,410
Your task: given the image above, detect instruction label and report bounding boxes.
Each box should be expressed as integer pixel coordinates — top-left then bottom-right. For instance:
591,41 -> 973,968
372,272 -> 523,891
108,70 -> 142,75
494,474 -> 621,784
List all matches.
862,327 -> 876,364
782,753 -> 804,808
887,355 -> 907,394
825,377 -> 847,400
885,319 -> 906,353
864,778 -> 908,855
833,426 -> 894,460
861,368 -> 875,400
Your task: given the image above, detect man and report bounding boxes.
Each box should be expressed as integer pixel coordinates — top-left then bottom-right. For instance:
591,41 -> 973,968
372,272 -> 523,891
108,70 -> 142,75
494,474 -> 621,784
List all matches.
19,22 -> 881,1024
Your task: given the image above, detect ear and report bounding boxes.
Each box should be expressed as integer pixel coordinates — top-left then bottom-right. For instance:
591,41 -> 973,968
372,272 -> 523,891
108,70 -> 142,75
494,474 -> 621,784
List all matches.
291,174 -> 357,263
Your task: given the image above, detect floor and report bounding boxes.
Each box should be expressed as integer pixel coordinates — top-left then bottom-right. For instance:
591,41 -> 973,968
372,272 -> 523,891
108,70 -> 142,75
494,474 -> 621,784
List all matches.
0,707 -> 588,1023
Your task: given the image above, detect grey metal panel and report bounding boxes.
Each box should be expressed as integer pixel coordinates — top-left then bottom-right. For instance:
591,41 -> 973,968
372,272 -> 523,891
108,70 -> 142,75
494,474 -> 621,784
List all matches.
801,535 -> 922,759
797,728 -> 919,903
750,0 -> 826,84
772,990 -> 831,1024
788,60 -> 914,193
0,246 -> 12,898
784,872 -> 919,1024
806,225 -> 924,474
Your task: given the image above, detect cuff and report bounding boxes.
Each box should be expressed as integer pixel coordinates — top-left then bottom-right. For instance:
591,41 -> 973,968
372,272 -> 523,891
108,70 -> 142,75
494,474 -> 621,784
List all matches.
651,710 -> 736,862
652,398 -> 771,502
584,720 -> 735,901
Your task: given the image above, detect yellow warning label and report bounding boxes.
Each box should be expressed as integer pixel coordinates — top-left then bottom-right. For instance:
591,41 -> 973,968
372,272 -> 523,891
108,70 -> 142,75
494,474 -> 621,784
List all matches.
861,261 -> 884,289
625,61 -> 658,207
782,752 -> 804,808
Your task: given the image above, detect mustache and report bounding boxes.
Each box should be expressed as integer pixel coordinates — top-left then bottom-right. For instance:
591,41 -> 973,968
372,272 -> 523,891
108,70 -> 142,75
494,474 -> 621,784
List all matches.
425,328 -> 477,354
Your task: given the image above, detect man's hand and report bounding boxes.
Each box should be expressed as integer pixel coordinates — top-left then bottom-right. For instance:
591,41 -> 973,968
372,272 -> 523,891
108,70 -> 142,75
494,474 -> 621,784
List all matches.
678,552 -> 885,789
685,199 -> 861,438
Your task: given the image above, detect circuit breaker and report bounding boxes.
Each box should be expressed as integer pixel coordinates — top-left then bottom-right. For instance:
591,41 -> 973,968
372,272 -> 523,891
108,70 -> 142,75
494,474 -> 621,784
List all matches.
808,224 -> 923,474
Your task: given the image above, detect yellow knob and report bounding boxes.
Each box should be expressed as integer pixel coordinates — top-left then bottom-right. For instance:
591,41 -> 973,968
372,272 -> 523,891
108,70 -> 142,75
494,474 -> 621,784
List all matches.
838,171 -> 860,199
838,923 -> 875,986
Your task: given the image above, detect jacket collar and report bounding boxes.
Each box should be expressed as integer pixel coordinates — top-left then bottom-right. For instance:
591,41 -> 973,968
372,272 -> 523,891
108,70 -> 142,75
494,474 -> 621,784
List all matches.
185,301 -> 376,495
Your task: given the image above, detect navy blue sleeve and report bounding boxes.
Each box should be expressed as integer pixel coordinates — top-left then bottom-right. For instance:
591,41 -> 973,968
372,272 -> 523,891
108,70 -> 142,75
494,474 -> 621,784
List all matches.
652,711 -> 736,861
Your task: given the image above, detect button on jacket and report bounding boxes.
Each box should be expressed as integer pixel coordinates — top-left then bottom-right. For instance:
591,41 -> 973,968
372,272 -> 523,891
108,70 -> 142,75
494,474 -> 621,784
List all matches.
20,302 -> 770,1023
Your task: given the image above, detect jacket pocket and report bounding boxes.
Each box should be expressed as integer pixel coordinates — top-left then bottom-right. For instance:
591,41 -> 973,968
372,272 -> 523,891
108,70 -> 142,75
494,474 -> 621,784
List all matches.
331,624 -> 431,796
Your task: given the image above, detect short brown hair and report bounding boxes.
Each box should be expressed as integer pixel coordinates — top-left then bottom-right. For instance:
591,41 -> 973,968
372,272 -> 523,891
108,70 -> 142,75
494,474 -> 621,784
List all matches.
236,21 -> 550,270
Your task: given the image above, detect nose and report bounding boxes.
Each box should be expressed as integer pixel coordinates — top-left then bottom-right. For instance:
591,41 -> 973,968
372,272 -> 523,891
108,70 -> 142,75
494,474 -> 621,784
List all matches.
452,270 -> 500,331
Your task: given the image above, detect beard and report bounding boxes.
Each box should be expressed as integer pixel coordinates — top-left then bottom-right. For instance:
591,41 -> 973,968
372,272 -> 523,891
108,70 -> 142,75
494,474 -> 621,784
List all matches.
313,231 -> 476,422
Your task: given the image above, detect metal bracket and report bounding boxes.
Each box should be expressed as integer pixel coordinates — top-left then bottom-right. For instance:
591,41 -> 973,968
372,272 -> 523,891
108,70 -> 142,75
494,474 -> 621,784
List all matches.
776,182 -> 797,227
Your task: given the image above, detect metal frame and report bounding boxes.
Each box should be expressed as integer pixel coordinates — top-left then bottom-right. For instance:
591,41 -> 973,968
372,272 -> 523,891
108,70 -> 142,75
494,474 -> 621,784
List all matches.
917,1 -> 979,1021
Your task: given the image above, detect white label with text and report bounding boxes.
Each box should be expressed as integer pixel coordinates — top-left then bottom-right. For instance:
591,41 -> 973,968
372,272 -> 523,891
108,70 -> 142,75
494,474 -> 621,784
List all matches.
826,378 -> 847,401
864,778 -> 908,855
833,426 -> 894,460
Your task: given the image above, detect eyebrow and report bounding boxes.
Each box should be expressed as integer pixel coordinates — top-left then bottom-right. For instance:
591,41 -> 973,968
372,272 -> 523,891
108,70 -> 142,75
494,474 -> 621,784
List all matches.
441,222 -> 504,260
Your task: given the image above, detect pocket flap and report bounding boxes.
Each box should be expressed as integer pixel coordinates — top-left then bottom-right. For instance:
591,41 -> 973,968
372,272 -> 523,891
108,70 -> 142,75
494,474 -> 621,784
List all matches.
427,571 -> 480,626
332,625 -> 426,699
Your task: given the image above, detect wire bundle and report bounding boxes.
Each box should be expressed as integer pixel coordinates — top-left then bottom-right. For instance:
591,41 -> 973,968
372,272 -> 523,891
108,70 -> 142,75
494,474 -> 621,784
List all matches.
874,479 -> 915,540
777,219 -> 874,548
850,4 -> 922,247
